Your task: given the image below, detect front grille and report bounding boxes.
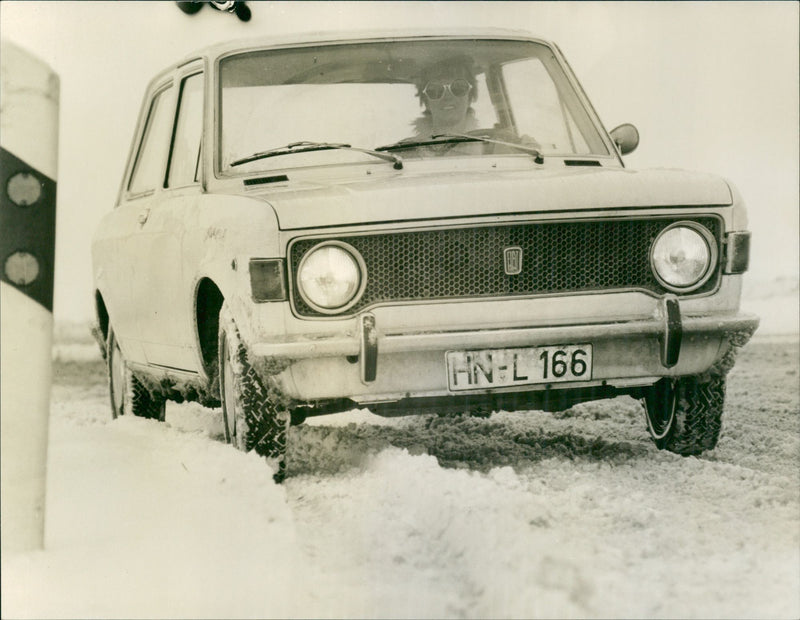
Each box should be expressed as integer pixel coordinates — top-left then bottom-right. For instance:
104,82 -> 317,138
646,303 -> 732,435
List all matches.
289,216 -> 722,317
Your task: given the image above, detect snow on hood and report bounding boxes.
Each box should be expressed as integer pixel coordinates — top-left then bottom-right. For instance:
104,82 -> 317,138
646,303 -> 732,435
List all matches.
249,166 -> 733,230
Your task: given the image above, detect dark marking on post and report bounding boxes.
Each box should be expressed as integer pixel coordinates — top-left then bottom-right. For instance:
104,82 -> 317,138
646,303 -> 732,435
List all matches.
0,147 -> 57,311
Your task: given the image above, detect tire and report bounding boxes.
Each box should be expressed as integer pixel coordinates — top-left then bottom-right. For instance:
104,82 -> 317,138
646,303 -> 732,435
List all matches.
643,376 -> 725,455
107,327 -> 166,421
218,303 -> 289,483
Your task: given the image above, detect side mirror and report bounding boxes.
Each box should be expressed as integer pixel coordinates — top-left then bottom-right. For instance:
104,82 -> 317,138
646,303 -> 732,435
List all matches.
610,123 -> 640,155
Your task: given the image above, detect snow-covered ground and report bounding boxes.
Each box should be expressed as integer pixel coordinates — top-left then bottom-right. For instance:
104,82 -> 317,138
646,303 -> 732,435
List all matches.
2,281 -> 799,619
742,276 -> 799,336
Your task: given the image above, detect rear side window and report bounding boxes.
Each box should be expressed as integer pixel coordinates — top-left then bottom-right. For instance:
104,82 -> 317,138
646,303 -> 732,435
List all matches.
167,73 -> 204,188
128,86 -> 174,195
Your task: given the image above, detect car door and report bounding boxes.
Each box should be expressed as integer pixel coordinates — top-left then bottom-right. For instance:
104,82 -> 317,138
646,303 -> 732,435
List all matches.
96,79 -> 176,367
134,65 -> 205,372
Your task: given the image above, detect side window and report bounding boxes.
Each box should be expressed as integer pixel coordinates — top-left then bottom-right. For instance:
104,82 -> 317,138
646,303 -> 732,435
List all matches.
167,72 -> 204,188
128,86 -> 174,195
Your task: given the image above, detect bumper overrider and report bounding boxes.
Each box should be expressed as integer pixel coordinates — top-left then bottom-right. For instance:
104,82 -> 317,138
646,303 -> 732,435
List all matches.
247,296 -> 759,415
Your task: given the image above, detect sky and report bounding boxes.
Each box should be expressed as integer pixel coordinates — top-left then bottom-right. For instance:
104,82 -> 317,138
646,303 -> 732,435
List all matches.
1,1 -> 798,322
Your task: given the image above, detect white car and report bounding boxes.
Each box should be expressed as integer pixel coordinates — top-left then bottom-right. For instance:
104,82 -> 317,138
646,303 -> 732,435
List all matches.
92,29 -> 759,481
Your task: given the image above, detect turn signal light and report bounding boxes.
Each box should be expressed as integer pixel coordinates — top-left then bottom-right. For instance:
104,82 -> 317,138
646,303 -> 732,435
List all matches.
249,259 -> 286,302
724,231 -> 751,274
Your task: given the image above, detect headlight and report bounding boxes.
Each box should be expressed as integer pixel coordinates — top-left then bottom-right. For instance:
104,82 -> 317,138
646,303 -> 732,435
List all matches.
297,242 -> 366,313
650,223 -> 717,292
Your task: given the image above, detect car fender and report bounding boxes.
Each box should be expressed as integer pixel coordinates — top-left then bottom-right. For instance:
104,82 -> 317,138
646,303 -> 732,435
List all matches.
183,193 -> 282,345
722,178 -> 749,231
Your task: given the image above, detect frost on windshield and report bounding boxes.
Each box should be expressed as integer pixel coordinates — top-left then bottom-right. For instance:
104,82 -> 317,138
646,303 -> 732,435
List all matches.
218,39 -> 607,173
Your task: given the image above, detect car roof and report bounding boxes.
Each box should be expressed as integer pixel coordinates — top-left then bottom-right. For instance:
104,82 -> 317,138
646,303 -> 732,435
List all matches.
174,27 -> 552,67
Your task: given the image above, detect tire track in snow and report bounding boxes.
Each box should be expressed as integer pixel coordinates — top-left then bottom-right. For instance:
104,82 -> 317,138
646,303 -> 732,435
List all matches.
32,336 -> 799,618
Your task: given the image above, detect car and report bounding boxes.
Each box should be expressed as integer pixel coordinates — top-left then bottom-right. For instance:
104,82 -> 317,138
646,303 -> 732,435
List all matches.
92,29 -> 759,482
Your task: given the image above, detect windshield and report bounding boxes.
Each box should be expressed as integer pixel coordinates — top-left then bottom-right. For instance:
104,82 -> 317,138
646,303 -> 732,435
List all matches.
218,38 -> 609,174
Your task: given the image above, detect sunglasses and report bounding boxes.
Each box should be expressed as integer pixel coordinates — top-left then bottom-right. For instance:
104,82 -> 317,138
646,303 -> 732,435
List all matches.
422,79 -> 472,100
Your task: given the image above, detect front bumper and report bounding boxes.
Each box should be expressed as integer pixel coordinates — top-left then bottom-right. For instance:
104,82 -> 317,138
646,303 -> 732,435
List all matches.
249,297 -> 759,403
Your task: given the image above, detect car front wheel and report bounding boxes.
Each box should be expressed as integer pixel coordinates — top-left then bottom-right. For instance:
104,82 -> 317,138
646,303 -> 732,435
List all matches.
643,376 -> 725,455
107,326 -> 166,421
218,303 -> 290,483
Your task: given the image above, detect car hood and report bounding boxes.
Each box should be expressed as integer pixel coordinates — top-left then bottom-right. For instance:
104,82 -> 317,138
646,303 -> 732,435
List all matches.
248,166 -> 733,230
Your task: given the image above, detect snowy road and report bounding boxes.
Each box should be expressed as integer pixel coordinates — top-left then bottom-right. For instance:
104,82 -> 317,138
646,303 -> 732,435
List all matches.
2,335 -> 799,619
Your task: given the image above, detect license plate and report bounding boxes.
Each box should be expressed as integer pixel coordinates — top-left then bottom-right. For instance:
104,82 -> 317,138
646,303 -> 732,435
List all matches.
446,344 -> 593,391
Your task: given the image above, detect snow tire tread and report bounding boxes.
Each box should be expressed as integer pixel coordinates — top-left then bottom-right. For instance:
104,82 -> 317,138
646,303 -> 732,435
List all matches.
219,304 -> 289,483
664,376 -> 725,456
128,373 -> 167,421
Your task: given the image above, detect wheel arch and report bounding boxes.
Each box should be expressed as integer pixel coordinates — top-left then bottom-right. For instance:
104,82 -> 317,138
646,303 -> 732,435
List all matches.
195,277 -> 225,382
94,290 -> 109,338
92,290 -> 110,358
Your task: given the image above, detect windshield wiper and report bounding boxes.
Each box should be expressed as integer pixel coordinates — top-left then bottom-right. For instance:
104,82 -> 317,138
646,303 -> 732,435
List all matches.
433,133 -> 544,164
376,133 -> 544,164
230,141 -> 403,169
375,136 -> 476,152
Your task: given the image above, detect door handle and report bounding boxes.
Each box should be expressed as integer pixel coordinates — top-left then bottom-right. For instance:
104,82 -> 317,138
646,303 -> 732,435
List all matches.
138,208 -> 150,226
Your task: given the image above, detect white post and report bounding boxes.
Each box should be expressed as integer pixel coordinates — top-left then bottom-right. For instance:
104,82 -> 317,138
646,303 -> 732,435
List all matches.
0,40 -> 59,552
